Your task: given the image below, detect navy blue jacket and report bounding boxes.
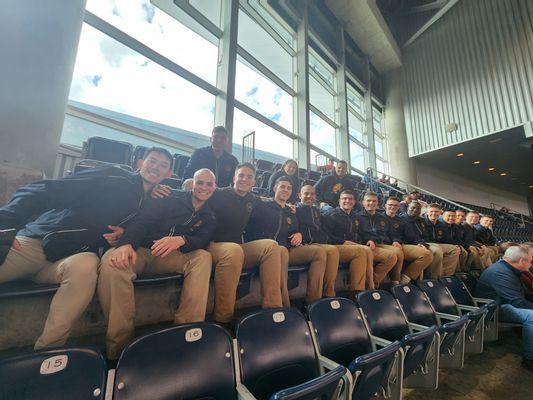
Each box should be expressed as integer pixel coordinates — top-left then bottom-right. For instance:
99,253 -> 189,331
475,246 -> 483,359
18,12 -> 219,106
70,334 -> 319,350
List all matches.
0,166 -> 146,261
183,146 -> 238,188
267,170 -> 300,204
452,223 -> 468,248
424,216 -> 453,243
475,260 -> 533,310
322,207 -> 361,243
357,210 -> 399,244
462,223 -> 481,248
295,203 -> 343,245
244,200 -> 297,248
313,174 -> 357,207
116,191 -> 216,253
400,216 -> 428,245
438,218 -> 461,245
386,214 -> 404,244
474,224 -> 497,246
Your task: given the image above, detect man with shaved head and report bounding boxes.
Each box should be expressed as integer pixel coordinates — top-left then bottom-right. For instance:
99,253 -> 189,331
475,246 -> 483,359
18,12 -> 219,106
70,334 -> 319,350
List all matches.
97,168 -> 217,359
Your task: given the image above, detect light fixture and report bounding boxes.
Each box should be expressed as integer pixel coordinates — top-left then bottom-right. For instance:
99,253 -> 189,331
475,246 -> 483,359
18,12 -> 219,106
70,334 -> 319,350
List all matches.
529,185 -> 533,189
488,167 -> 495,171
500,172 -> 507,176
456,153 -> 464,157
473,160 -> 481,165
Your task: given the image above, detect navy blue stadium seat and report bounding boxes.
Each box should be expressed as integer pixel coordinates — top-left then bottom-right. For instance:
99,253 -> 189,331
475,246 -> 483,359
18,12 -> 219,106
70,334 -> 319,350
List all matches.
417,279 -> 486,353
0,347 -> 107,400
131,145 -> 148,168
235,308 -> 349,400
113,323 -> 236,400
256,159 -> 274,172
357,290 -> 439,389
133,273 -> 183,287
439,276 -> 499,341
454,272 -> 478,293
74,159 -> 133,174
172,154 -> 189,178
0,280 -> 59,299
392,284 -> 468,369
308,298 -> 403,400
160,177 -> 182,189
83,136 -> 133,165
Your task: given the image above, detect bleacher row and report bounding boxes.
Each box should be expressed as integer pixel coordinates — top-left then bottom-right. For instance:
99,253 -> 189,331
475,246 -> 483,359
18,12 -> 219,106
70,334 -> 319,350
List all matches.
0,271 -> 501,400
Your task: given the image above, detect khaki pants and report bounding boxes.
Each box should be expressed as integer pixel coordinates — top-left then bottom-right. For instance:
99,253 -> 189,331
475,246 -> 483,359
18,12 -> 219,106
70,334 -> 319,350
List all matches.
97,247 -> 211,359
336,244 -> 371,291
468,247 -> 486,270
378,244 -> 403,282
401,244 -> 433,280
0,236 -> 99,349
458,246 -> 468,271
485,245 -> 500,263
316,244 -> 340,297
208,239 -> 282,323
426,243 -> 460,278
280,245 -> 327,305
373,246 -> 397,285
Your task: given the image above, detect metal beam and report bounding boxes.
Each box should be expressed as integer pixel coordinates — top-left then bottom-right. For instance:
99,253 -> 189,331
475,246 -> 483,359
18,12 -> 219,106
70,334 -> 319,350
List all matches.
403,0 -> 448,15
173,0 -> 223,38
336,26 -> 350,164
295,1 -> 310,169
363,57 -> 376,171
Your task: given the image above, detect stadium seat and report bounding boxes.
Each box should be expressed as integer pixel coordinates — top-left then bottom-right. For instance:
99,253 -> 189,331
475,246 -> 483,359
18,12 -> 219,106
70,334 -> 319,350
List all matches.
73,159 -> 133,174
0,347 -> 107,400
0,280 -> 59,299
308,298 -> 403,400
391,284 -> 467,369
454,272 -> 478,293
160,177 -> 181,189
82,136 -> 133,165
439,276 -> 499,342
172,154 -> 189,179
131,145 -> 147,168
113,323 -> 236,399
235,308 -> 350,400
357,290 -> 439,390
256,159 -> 274,172
417,280 -> 486,354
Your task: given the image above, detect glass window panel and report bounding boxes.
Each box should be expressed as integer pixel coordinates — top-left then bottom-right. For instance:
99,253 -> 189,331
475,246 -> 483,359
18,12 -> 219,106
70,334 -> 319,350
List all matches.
189,0 -> 222,27
309,75 -> 335,122
86,0 -> 218,85
248,0 -> 294,48
347,85 -> 364,117
310,112 -> 336,156
376,158 -> 388,175
233,109 -> 293,162
235,59 -> 293,131
70,24 -> 215,137
348,112 -> 365,144
374,136 -> 384,158
349,141 -> 365,172
238,9 -> 294,88
372,106 -> 382,133
309,51 -> 335,89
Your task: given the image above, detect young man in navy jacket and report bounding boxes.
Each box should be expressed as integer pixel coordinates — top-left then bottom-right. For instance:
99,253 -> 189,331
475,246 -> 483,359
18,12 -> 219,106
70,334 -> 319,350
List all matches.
0,147 -> 173,349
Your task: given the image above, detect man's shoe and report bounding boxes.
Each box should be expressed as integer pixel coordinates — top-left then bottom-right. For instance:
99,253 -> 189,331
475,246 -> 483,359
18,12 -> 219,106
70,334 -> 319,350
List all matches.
521,358 -> 533,372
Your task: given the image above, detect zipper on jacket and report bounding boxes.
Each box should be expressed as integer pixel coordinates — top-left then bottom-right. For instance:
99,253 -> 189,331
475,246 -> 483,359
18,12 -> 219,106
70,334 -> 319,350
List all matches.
42,228 -> 89,241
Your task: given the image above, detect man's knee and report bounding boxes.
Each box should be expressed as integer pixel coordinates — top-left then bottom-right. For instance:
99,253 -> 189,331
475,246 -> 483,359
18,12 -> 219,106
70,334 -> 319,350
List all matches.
312,246 -> 327,262
211,243 -> 244,265
62,253 -> 99,282
187,250 -> 212,274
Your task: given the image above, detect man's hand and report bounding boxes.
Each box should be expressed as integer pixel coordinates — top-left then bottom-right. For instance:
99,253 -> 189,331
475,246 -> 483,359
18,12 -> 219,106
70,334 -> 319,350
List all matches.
287,204 -> 297,214
366,240 -> 376,250
320,202 -> 328,209
103,225 -> 124,246
289,232 -> 302,247
469,246 -> 478,253
12,238 -> 22,251
418,243 -> 429,249
392,241 -> 402,248
151,184 -> 172,199
151,236 -> 185,258
109,244 -> 136,269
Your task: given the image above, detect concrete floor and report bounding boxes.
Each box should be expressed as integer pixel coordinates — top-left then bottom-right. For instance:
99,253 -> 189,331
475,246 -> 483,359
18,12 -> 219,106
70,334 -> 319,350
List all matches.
404,329 -> 533,400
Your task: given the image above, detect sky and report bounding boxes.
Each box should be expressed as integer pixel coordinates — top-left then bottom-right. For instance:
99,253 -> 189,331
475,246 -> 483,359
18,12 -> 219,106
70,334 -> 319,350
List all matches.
66,0 -> 368,163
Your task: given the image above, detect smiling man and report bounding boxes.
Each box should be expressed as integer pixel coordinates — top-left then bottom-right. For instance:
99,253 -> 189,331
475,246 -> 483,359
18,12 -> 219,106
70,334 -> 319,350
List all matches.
207,163 -> 282,327
97,168 -> 217,359
0,147 -> 173,350
314,160 -> 358,211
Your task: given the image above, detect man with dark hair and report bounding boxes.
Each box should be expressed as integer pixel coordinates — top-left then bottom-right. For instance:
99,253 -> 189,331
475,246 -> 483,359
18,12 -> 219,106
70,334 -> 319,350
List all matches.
476,215 -> 500,263
475,246 -> 533,371
245,177 -> 329,306
296,185 -> 369,296
183,126 -> 238,187
0,147 -> 173,349
97,168 -> 216,359
424,203 -> 460,277
323,190 -> 381,290
314,160 -> 357,211
207,163 -> 282,326
385,196 -> 432,283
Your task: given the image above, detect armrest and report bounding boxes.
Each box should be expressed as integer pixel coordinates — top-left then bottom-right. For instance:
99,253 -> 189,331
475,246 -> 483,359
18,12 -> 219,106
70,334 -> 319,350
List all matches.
319,354 -> 342,371
473,297 -> 496,306
237,384 -> 257,400
436,312 -> 461,321
371,335 -> 393,348
409,322 -> 431,332
457,304 -> 483,312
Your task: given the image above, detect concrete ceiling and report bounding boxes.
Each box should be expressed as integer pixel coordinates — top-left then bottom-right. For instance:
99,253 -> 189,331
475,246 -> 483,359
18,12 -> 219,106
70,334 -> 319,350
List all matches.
325,0 -> 402,74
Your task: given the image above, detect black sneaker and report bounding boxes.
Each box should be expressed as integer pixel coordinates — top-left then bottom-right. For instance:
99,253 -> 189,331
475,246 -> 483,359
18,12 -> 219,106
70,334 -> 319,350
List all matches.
522,358 -> 533,372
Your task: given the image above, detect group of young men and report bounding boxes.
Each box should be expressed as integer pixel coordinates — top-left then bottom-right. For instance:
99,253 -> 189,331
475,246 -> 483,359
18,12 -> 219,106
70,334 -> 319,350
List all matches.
0,127 -> 505,361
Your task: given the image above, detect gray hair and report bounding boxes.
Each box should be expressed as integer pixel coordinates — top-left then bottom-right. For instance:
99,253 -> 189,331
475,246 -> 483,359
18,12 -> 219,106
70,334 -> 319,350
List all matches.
503,246 -> 529,263
193,168 -> 216,182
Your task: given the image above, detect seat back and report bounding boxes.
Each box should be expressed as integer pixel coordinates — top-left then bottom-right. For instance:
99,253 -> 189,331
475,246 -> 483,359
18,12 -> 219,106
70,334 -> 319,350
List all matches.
114,323 -> 236,400
439,276 -> 476,306
455,272 -> 478,293
356,290 -> 410,342
236,309 -> 319,400
416,279 -> 460,316
391,284 -> 439,327
308,298 -> 373,367
131,145 -> 148,168
84,136 -> 133,165
172,154 -> 189,178
0,347 -> 106,400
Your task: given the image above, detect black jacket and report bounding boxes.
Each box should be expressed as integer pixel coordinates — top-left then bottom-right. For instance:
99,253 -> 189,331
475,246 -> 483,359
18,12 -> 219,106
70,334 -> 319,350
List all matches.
244,200 -> 297,248
386,214 -> 404,244
313,174 -> 357,207
268,170 -> 300,204
462,223 -> 481,248
116,191 -> 216,253
357,210 -> 399,244
401,216 -> 428,245
0,166 -> 146,261
322,207 -> 361,243
208,187 -> 260,244
183,146 -> 238,188
451,223 -> 468,248
295,203 -> 343,245
474,224 -> 497,246
424,216 -> 453,244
